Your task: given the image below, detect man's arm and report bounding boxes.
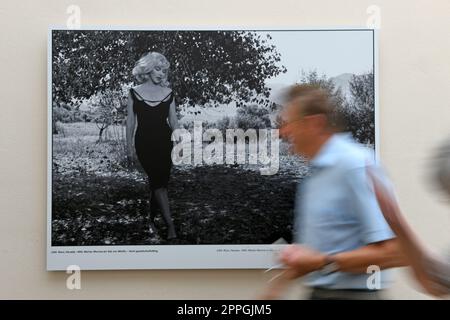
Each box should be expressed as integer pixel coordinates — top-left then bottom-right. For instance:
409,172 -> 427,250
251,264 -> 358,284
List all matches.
331,238 -> 408,273
278,240 -> 406,278
281,164 -> 409,277
259,238 -> 407,299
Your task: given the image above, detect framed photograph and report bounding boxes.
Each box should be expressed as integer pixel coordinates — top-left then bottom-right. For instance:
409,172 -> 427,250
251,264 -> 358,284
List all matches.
48,27 -> 378,270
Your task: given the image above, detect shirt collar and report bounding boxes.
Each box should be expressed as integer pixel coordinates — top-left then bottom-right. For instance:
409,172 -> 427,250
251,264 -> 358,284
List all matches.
310,133 -> 352,168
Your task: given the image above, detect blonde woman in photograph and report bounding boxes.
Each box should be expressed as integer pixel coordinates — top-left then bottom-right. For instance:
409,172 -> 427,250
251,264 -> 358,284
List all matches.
126,52 -> 179,240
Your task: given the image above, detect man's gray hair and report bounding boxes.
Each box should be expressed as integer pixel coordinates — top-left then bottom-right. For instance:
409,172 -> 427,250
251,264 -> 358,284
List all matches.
433,139 -> 450,196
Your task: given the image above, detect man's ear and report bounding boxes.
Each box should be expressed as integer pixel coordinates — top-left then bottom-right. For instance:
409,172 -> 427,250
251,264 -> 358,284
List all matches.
309,114 -> 328,132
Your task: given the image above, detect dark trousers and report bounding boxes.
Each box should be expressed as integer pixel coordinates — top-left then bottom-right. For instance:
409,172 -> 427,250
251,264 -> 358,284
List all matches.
309,287 -> 384,300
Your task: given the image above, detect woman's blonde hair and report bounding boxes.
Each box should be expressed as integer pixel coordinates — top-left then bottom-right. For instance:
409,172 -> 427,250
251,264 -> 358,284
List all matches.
132,52 -> 170,86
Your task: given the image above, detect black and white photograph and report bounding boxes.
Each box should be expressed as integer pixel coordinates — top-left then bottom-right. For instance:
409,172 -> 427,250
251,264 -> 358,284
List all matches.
48,28 -> 377,270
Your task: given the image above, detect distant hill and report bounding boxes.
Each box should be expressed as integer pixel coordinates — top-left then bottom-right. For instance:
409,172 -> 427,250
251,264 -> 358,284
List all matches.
330,73 -> 354,98
266,82 -> 287,105
267,73 -> 354,103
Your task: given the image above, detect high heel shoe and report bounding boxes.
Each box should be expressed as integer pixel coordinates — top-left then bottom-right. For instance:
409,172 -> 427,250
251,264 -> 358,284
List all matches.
149,221 -> 157,236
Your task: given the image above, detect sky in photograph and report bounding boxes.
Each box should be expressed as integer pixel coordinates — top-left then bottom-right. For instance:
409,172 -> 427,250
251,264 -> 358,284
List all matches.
258,30 -> 374,85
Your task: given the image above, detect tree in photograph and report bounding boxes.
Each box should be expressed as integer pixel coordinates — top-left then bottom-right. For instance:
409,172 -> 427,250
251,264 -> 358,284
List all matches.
89,89 -> 127,141
235,104 -> 272,132
297,70 -> 375,145
52,30 -> 286,110
343,71 -> 375,145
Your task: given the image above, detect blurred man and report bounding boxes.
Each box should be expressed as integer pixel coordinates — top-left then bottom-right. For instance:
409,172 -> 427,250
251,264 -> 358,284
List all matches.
370,140 -> 450,297
261,84 -> 406,300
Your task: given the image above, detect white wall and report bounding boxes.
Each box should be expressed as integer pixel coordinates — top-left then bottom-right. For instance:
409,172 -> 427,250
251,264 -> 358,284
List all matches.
0,0 -> 449,299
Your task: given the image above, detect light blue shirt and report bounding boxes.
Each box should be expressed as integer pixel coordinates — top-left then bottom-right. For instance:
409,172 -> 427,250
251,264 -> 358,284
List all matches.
294,133 -> 395,289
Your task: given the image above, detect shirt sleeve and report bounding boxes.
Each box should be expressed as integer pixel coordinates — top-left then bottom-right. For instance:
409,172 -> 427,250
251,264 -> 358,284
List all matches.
344,166 -> 395,245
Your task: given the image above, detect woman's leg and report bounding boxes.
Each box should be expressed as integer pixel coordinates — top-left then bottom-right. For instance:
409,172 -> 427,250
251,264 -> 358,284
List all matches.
153,187 -> 177,239
150,190 -> 158,222
147,188 -> 157,235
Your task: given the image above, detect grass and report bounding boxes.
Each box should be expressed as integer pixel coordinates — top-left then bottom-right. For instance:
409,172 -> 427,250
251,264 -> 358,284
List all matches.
52,166 -> 298,246
52,121 -> 306,245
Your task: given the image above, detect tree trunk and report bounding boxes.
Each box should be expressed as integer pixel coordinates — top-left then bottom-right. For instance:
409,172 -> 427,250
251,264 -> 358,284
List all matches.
98,127 -> 105,141
52,119 -> 58,134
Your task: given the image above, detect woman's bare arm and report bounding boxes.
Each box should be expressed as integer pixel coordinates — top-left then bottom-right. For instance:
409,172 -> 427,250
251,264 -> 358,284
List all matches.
126,91 -> 137,156
168,100 -> 179,130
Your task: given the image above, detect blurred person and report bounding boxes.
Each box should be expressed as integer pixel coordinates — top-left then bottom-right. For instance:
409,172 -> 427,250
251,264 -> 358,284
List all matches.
127,52 -> 179,240
260,84 -> 406,300
370,140 -> 450,297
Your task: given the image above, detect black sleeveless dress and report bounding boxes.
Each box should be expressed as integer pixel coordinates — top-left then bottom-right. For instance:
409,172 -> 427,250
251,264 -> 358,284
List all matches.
130,88 -> 174,190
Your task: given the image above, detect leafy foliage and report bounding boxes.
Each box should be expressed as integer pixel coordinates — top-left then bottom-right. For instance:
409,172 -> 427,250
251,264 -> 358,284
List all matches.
52,30 -> 286,107
235,103 -> 273,132
89,89 -> 128,141
298,70 -> 375,145
342,71 -> 375,145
